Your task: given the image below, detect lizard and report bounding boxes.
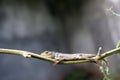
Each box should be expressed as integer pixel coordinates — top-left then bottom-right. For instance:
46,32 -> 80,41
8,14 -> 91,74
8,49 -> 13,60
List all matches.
40,47 -> 102,64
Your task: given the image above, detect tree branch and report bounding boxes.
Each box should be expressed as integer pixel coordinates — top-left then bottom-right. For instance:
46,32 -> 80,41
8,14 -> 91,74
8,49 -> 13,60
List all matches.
0,48 -> 119,64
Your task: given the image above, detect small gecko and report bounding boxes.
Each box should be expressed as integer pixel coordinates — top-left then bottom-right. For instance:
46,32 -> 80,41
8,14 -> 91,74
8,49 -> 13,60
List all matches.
41,51 -> 96,64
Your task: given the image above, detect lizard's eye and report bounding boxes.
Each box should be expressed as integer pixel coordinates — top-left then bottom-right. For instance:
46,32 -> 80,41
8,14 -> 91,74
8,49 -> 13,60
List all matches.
45,51 -> 49,54
44,51 -> 52,55
41,51 -> 49,56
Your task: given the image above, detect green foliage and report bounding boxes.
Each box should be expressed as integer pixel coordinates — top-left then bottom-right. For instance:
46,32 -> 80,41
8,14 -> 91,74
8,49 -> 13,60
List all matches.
109,7 -> 120,16
116,40 -> 120,48
98,40 -> 120,80
98,60 -> 111,80
116,40 -> 120,58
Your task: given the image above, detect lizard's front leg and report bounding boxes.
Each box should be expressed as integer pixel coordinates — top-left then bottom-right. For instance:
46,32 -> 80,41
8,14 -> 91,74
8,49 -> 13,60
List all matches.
54,59 -> 64,65
54,54 -> 66,65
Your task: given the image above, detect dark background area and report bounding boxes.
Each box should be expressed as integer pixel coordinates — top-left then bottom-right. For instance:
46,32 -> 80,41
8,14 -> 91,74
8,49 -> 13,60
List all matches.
0,0 -> 120,80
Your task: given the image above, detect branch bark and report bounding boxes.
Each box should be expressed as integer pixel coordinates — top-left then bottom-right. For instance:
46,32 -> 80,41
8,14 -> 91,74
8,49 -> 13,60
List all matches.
0,48 -> 119,64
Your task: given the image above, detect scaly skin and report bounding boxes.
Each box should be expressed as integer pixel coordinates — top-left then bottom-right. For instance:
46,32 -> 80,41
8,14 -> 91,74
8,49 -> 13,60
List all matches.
41,51 -> 96,64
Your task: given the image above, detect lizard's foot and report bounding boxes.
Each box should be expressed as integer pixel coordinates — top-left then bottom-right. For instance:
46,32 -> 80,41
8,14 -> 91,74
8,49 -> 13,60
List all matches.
53,59 -> 63,65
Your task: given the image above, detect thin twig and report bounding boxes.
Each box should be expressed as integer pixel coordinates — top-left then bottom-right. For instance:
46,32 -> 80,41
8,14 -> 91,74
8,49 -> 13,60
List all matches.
0,48 -> 119,64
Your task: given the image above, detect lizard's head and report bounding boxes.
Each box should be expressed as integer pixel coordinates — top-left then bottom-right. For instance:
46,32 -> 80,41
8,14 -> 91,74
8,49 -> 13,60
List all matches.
41,51 -> 54,58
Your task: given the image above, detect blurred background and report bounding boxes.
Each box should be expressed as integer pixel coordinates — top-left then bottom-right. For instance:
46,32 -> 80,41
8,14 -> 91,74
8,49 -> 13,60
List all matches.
0,0 -> 120,80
